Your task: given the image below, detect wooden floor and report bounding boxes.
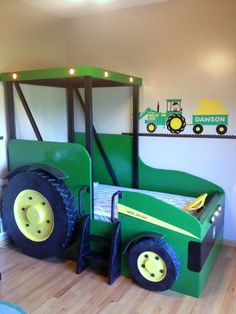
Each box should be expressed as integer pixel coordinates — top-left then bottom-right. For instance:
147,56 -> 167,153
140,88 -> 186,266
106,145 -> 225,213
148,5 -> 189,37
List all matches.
0,244 -> 235,314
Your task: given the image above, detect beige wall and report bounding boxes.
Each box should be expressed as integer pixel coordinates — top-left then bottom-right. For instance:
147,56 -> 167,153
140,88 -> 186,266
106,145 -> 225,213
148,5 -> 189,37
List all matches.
0,0 -> 67,179
0,0 -> 67,177
67,0 -> 235,106
67,0 -> 236,241
0,0 -> 67,72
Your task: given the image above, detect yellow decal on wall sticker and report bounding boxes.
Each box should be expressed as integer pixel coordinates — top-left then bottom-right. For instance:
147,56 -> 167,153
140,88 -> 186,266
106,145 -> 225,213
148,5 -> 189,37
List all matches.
193,99 -> 228,115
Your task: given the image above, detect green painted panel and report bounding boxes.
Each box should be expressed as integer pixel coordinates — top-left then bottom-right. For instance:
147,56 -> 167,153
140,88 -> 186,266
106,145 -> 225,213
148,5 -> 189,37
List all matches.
1,65 -> 142,86
75,133 -> 223,198
74,133 -> 133,187
139,159 -> 224,198
118,191 -> 223,297
198,229 -> 223,296
118,192 -> 200,297
199,193 -> 224,235
77,66 -> 142,86
91,219 -> 114,237
8,140 -> 92,213
119,192 -> 202,240
1,67 -> 70,81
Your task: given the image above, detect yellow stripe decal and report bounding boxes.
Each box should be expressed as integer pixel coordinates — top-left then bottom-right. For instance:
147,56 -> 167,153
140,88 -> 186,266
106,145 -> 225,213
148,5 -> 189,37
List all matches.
118,204 -> 199,240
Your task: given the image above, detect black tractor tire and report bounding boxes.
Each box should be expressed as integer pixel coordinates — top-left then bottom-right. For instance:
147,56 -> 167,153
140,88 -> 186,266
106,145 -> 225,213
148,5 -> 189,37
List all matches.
146,123 -> 157,133
216,124 -> 227,135
193,124 -> 203,134
1,171 -> 78,259
128,238 -> 180,291
166,114 -> 186,134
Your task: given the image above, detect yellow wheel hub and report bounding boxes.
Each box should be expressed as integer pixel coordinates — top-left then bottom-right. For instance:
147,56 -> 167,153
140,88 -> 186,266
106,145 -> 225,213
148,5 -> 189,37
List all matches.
148,124 -> 155,132
170,117 -> 182,130
14,189 -> 54,242
137,251 -> 167,282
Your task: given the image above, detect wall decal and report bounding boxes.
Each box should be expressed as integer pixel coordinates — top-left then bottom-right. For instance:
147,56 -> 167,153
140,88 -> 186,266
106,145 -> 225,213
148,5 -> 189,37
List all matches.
139,99 -> 186,134
192,99 -> 228,135
138,99 -> 231,138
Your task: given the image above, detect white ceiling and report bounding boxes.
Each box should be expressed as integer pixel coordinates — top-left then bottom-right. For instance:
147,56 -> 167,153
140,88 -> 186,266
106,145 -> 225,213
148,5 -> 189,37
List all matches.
19,0 -> 170,18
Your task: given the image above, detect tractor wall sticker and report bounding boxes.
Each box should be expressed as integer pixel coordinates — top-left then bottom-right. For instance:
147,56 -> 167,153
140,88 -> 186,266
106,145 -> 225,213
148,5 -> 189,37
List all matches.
139,99 -> 229,135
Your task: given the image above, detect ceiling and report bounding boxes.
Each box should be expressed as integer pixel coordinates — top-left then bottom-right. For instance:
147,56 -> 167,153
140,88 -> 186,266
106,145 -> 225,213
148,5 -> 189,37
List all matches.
19,0 -> 170,18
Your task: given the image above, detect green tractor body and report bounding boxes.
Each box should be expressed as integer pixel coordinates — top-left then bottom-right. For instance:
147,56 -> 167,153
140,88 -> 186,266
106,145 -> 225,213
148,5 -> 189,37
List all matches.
141,99 -> 186,134
6,136 -> 224,297
0,66 -> 224,298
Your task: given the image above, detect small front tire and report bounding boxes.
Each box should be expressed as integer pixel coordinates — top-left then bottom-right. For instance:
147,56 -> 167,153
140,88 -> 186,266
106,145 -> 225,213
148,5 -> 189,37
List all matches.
146,123 -> 157,133
128,238 -> 180,291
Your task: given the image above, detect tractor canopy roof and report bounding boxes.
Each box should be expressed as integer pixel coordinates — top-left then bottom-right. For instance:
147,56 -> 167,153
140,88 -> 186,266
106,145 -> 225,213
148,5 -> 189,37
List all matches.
0,65 -> 142,88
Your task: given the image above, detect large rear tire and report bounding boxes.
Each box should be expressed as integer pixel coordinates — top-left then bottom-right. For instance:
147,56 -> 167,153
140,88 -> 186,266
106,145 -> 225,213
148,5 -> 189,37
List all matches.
166,114 -> 186,134
2,171 -> 78,259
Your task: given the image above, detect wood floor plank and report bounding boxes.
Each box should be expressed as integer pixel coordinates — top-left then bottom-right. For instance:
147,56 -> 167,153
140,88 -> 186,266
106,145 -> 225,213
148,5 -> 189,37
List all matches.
0,245 -> 235,313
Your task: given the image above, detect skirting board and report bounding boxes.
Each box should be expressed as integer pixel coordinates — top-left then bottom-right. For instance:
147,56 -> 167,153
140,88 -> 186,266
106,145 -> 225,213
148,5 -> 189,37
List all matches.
223,240 -> 236,247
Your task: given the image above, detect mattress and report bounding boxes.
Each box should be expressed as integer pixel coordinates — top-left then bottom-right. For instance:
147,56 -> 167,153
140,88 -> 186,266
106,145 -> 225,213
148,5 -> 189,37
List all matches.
93,183 -> 195,222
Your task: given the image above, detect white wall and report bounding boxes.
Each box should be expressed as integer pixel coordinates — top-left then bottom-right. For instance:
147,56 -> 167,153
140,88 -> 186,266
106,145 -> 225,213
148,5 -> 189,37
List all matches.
14,85 -> 68,142
0,0 -> 67,177
0,0 -> 67,72
66,0 -> 236,241
74,87 -> 132,134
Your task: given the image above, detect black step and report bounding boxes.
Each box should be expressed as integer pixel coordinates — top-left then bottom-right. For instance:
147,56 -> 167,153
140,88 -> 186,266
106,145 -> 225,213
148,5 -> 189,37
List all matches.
83,250 -> 109,265
88,235 -> 111,246
108,221 -> 121,284
76,215 -> 90,274
76,215 -> 121,285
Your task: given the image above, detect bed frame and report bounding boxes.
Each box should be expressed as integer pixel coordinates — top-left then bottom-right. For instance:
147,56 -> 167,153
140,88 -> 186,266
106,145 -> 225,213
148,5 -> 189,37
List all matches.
1,65 -> 224,297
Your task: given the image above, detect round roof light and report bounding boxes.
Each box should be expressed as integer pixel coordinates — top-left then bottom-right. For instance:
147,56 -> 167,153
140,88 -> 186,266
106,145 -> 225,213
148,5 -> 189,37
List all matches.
12,73 -> 18,80
104,71 -> 109,78
69,67 -> 75,76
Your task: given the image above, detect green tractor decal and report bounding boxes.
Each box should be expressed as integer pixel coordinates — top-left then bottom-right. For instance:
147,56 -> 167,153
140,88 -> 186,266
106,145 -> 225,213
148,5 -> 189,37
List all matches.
140,99 -> 229,135
139,99 -> 186,134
